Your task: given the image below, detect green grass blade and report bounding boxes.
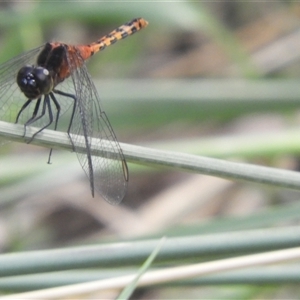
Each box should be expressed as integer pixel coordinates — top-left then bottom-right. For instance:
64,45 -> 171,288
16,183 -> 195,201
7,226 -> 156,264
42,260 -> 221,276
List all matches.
117,237 -> 165,300
1,121 -> 300,192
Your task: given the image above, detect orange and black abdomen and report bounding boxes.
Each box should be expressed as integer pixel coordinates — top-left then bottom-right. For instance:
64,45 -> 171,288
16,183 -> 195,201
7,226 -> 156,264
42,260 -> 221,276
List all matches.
36,18 -> 148,85
77,17 -> 148,60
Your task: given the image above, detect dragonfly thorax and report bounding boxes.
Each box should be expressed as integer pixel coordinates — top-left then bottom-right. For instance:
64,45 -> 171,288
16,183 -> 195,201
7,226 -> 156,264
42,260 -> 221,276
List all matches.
17,65 -> 54,99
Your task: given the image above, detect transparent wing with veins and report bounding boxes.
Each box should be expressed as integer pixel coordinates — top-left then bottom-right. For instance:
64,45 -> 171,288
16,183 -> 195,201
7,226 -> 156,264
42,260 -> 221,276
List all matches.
65,47 -> 128,204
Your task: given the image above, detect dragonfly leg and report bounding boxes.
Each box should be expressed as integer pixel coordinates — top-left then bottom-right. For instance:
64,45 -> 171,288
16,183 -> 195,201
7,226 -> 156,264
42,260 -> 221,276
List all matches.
16,98 -> 41,137
53,89 -> 77,151
27,94 -> 53,143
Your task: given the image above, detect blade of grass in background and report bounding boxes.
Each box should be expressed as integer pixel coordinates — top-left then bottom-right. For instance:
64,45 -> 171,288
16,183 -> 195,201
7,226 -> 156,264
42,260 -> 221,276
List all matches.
2,247 -> 300,299
117,237 -> 165,300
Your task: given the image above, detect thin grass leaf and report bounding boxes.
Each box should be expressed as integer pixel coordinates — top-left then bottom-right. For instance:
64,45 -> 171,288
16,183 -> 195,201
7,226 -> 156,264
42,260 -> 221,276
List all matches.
0,121 -> 300,192
2,265 -> 300,292
117,237 -> 165,300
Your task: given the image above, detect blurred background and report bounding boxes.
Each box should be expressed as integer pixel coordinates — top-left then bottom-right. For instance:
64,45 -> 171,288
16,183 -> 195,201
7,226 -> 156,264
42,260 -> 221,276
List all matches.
1,1 -> 300,298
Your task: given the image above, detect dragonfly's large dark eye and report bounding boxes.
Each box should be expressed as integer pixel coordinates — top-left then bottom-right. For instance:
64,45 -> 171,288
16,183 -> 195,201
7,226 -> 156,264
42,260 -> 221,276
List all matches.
17,65 -> 53,99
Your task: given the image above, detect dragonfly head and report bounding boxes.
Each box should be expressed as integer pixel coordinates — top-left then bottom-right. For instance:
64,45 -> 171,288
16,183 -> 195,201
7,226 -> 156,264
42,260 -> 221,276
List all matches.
17,65 -> 54,99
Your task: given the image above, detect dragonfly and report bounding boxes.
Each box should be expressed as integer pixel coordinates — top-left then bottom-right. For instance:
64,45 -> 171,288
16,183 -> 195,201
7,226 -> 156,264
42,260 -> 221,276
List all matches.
0,17 -> 148,204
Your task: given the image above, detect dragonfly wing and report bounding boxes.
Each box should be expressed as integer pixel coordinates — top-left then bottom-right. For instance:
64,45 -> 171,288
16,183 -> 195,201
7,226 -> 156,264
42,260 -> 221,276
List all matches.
66,48 -> 128,204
